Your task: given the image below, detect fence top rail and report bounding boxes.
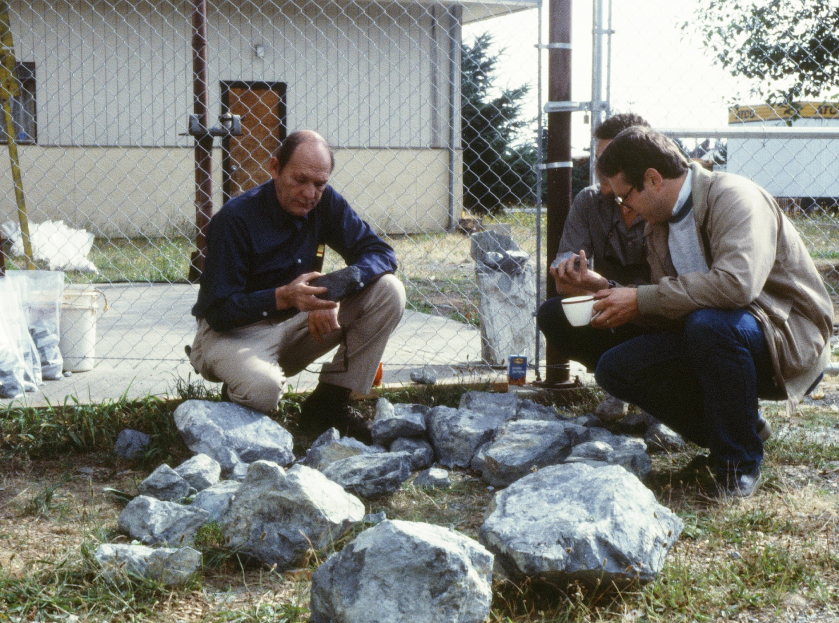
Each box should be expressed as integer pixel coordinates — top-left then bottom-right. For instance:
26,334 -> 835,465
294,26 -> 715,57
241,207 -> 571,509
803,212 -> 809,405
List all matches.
659,127 -> 839,140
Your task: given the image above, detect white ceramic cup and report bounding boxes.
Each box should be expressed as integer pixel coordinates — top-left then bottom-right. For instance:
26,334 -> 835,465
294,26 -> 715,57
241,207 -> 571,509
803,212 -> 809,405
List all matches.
561,295 -> 598,327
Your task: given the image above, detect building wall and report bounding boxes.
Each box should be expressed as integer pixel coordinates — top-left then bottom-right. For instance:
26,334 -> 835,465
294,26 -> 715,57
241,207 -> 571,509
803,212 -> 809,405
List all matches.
1,0 -> 464,235
0,146 -> 458,237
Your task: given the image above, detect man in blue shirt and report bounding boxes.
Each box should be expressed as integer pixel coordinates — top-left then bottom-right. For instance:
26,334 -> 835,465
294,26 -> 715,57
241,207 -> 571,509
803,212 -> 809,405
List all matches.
189,130 -> 405,441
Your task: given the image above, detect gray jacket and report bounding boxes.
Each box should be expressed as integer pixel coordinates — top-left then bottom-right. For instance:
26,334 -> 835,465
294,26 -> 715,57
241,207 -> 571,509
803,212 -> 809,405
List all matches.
636,163 -> 833,406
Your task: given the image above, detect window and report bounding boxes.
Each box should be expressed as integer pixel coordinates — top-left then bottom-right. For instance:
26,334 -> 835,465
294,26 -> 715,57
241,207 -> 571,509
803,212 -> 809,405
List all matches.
1,62 -> 36,144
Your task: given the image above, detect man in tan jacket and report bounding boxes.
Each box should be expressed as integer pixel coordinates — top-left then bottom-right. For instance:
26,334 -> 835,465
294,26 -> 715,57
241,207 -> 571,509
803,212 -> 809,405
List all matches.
570,127 -> 832,497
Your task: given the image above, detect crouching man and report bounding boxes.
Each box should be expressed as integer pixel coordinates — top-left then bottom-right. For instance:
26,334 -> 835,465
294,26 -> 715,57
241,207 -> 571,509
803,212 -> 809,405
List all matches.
582,127 -> 832,497
189,130 -> 405,441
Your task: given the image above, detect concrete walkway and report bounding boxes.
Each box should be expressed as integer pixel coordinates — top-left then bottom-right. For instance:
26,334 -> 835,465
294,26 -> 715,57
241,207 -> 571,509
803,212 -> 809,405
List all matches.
1,283 -> 519,408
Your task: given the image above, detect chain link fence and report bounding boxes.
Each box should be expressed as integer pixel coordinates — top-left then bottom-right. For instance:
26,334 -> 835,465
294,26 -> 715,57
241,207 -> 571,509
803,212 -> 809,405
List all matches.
0,0 -> 836,395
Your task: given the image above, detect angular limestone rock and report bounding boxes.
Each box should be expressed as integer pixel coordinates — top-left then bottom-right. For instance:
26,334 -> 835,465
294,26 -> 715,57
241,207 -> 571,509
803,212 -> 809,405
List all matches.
221,461 -> 364,569
310,520 -> 493,623
480,463 -> 683,585
174,400 -> 294,475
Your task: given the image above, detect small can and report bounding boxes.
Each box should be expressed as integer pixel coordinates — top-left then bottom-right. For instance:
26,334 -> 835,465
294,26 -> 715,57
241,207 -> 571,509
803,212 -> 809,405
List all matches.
507,355 -> 527,386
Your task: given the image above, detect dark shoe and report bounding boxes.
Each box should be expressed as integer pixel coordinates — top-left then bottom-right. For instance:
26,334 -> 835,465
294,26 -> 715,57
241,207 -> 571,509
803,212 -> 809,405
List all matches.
300,383 -> 372,443
717,467 -> 761,498
756,414 -> 772,442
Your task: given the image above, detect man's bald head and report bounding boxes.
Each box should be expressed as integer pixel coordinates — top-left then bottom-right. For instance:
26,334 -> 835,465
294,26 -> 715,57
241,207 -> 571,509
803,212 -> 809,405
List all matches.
274,130 -> 335,174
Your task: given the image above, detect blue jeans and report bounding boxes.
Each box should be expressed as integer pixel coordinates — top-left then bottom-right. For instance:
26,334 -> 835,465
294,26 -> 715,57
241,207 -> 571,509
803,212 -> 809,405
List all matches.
594,308 -> 780,475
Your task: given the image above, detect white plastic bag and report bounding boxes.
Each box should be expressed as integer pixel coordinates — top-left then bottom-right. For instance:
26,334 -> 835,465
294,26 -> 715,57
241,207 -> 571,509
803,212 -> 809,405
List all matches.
0,220 -> 99,273
0,278 -> 37,398
6,271 -> 64,380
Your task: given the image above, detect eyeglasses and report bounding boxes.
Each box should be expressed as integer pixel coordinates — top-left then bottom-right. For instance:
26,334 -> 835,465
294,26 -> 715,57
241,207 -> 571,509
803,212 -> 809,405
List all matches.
614,187 -> 636,208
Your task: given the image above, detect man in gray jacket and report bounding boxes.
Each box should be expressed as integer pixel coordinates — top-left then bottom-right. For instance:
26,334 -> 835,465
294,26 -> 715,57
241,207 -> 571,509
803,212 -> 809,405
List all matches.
580,127 -> 832,497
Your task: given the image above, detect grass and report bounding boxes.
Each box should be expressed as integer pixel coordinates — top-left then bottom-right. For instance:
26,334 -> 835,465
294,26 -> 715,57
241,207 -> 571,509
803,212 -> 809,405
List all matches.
1,378 -> 839,621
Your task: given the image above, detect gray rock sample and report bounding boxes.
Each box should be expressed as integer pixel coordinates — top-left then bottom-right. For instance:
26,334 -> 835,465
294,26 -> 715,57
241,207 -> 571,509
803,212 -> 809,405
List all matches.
304,431 -> 382,471
95,544 -> 201,586
191,480 -> 240,522
564,436 -> 652,480
117,495 -> 209,546
310,519 -> 493,623
481,419 -> 587,487
363,511 -> 387,525
390,437 -> 434,471
515,399 -> 559,421
645,422 -> 686,453
480,463 -> 683,585
173,400 -> 294,475
428,406 -> 509,469
322,452 -> 413,498
594,395 -> 629,422
470,227 -> 520,265
475,263 -> 536,365
221,461 -> 364,569
371,399 -> 429,446
415,467 -> 450,489
470,441 -> 490,474
113,429 -> 150,460
410,368 -> 437,385
310,265 -> 363,302
175,453 -> 221,492
137,464 -> 193,501
459,391 -> 519,421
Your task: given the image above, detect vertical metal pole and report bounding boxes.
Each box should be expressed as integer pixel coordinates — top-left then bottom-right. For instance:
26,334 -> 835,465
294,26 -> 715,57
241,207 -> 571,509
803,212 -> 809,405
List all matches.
589,0 -> 604,184
545,0 -> 573,384
534,0 -> 544,381
446,5 -> 460,232
188,0 -> 214,282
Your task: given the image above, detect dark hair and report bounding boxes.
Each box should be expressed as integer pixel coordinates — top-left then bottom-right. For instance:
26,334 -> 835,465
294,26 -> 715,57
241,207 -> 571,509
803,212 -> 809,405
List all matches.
274,131 -> 335,173
594,112 -> 650,141
596,127 -> 688,190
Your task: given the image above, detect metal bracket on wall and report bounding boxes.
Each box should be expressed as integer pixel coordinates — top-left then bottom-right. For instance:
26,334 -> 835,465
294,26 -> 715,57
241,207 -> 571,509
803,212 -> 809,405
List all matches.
187,112 -> 243,138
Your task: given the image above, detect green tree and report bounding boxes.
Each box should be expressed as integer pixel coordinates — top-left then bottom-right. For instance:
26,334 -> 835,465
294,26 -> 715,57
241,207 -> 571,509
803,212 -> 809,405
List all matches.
686,0 -> 839,115
461,33 -> 537,215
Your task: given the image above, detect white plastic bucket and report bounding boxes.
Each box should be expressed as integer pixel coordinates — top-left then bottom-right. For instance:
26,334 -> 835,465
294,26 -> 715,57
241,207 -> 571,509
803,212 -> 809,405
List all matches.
59,287 -> 101,372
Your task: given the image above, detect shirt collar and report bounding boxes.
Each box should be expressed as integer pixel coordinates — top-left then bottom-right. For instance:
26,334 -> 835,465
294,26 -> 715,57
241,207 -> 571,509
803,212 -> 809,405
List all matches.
669,168 -> 694,223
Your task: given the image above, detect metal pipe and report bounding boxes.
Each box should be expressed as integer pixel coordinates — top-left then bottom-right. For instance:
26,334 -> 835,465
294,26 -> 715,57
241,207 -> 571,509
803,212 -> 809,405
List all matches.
660,127 -> 839,139
544,0 -> 573,384
534,0 -> 544,381
446,4 -> 460,232
589,0 -> 603,184
188,0 -> 214,282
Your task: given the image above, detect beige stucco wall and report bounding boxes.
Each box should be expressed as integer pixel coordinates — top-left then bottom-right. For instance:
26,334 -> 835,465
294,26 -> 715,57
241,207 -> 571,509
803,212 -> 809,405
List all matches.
0,146 -> 461,237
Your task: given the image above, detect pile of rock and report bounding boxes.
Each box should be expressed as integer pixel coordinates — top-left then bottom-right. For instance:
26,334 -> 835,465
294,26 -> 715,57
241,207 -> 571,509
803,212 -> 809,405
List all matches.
95,391 -> 683,621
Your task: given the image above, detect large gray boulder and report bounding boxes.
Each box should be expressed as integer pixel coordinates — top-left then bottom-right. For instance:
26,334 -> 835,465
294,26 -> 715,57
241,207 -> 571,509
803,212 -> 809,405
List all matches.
95,544 -> 201,586
191,480 -> 240,522
117,496 -> 209,546
480,419 -> 587,487
303,429 -> 384,471
175,453 -> 222,492
515,399 -> 559,421
221,461 -> 364,569
137,464 -> 193,501
480,463 -> 683,585
427,406 -> 508,468
371,399 -> 429,446
310,519 -> 494,623
173,400 -> 294,475
322,452 -> 413,498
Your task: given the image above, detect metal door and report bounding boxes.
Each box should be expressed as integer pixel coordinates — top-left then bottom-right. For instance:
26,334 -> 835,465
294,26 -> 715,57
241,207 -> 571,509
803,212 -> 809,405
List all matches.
221,81 -> 287,202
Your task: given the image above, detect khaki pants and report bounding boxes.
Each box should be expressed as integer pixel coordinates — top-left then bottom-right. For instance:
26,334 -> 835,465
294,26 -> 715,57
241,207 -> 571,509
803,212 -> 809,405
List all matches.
189,274 -> 405,414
